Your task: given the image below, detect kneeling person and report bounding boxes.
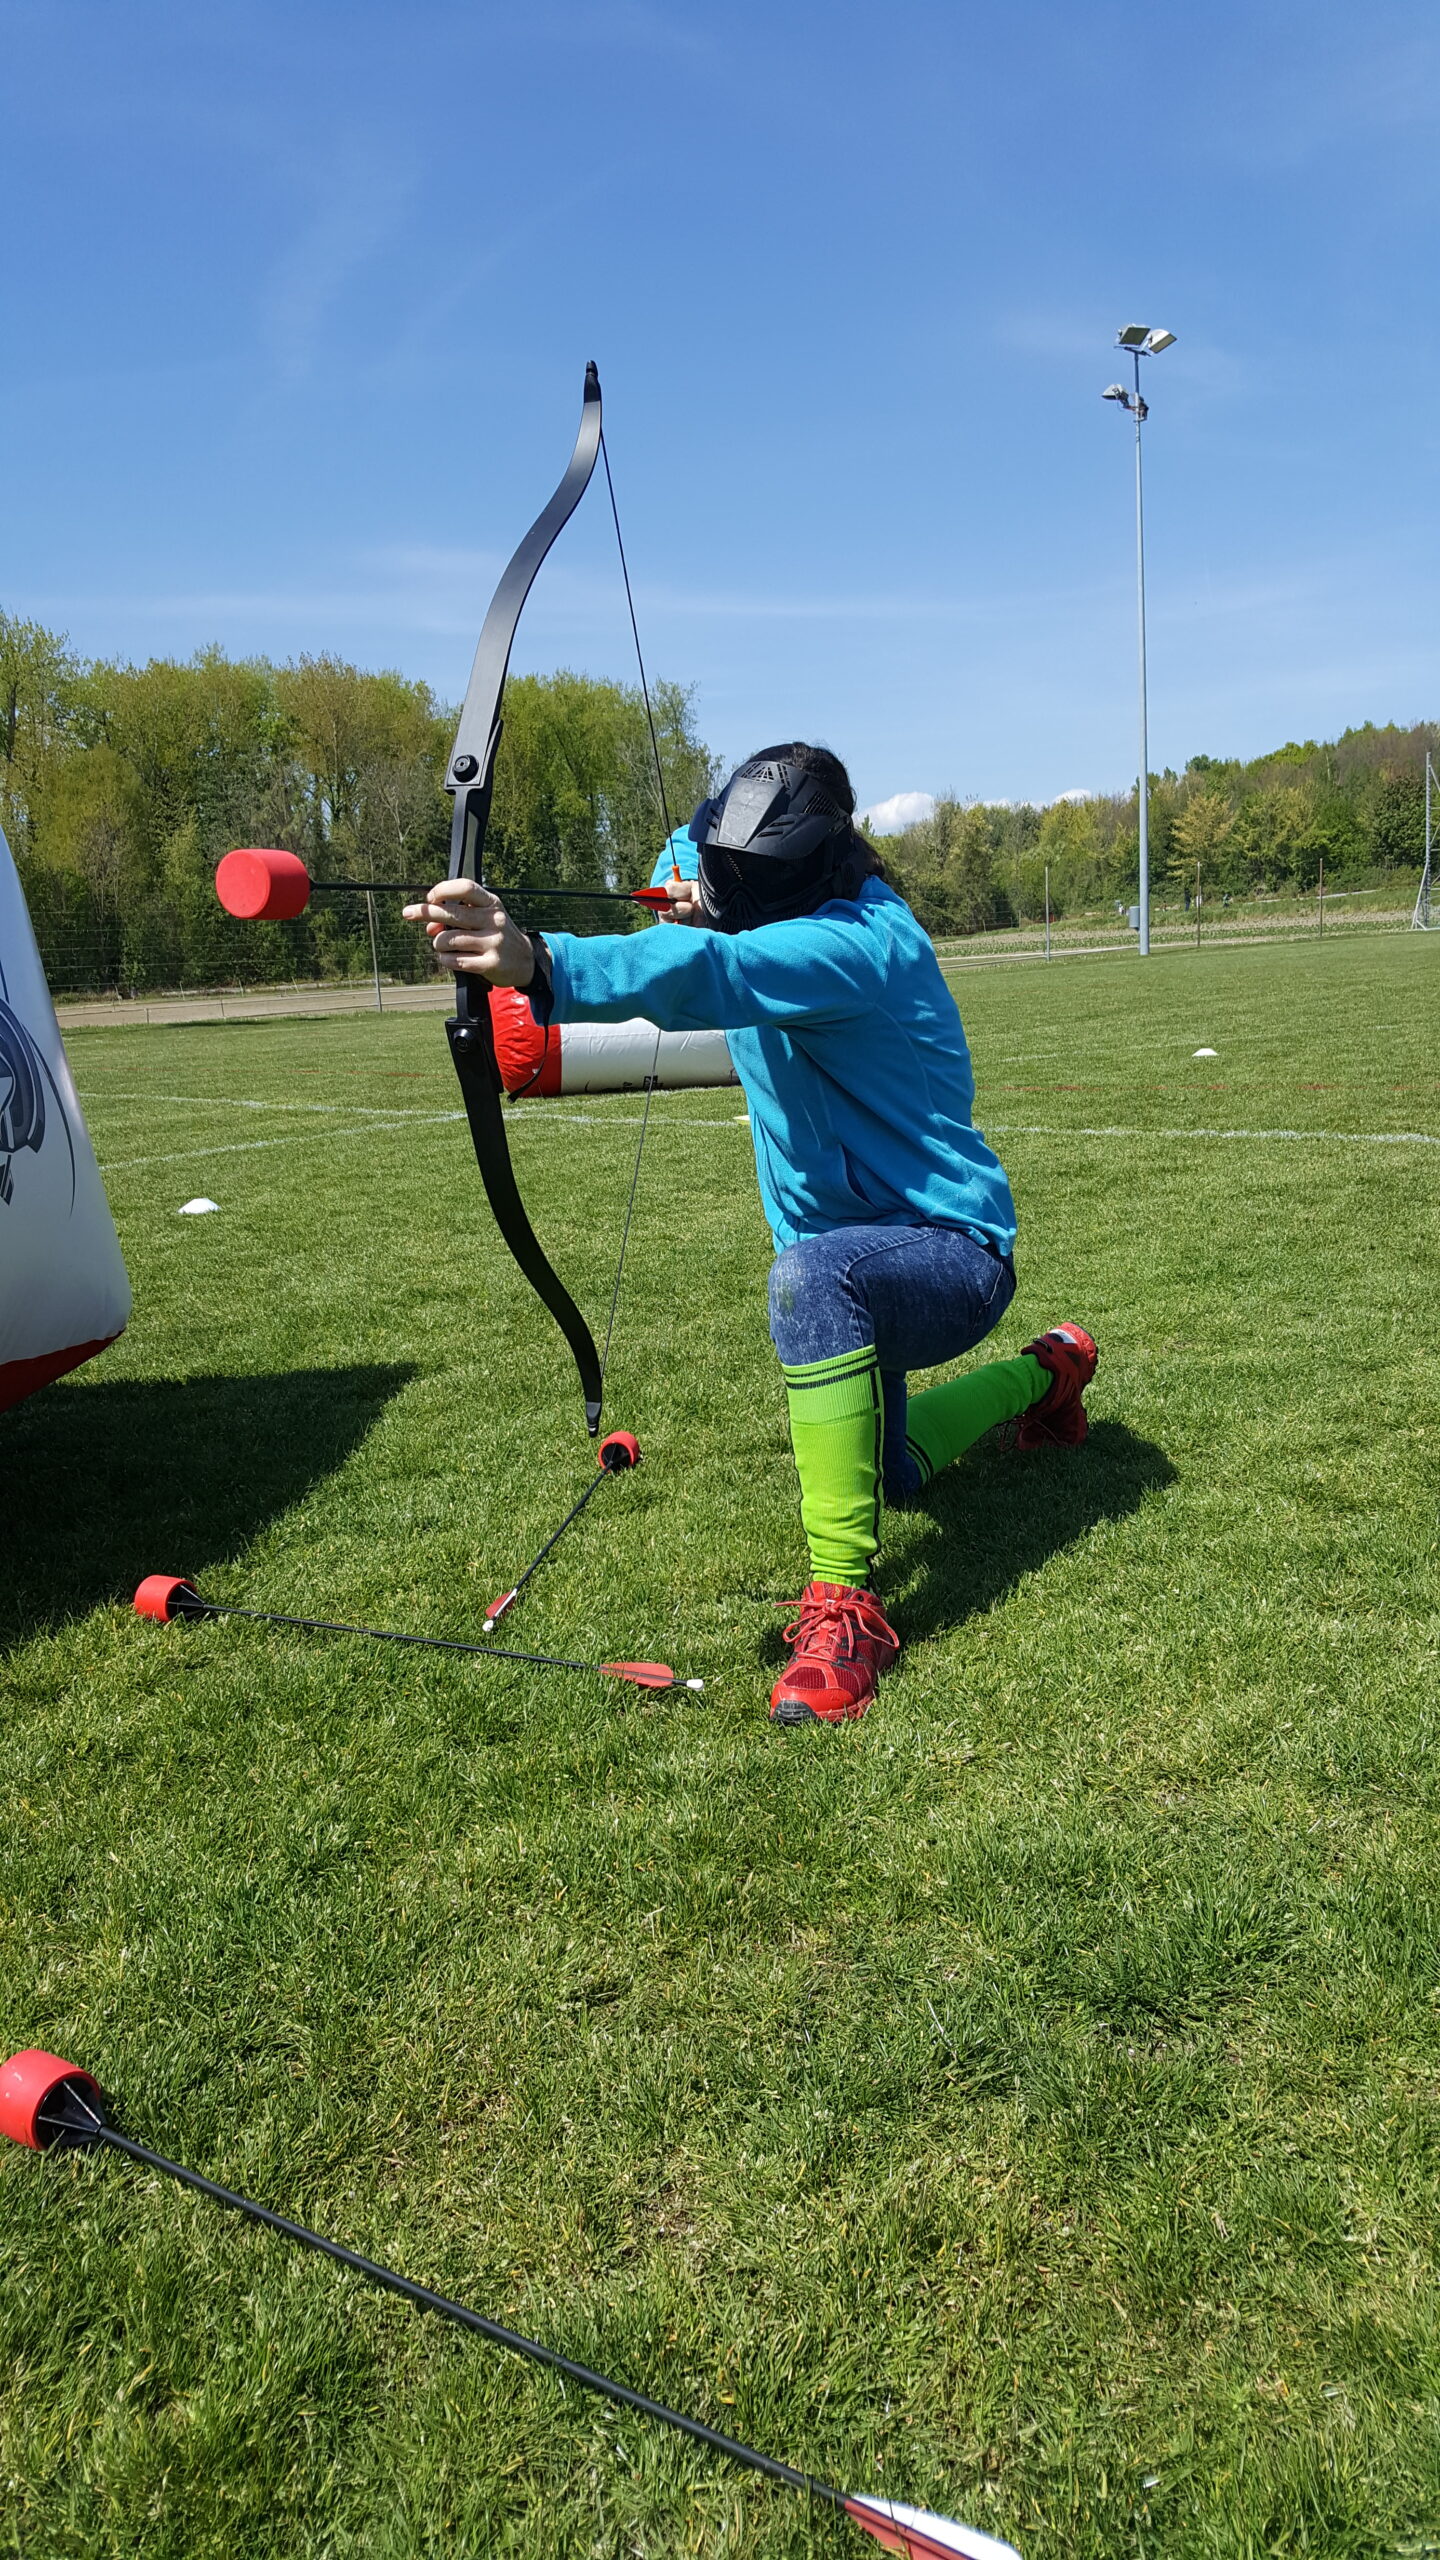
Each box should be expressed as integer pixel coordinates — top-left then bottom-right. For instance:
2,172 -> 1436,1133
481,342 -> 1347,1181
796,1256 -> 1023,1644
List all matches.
407,744 -> 1096,1725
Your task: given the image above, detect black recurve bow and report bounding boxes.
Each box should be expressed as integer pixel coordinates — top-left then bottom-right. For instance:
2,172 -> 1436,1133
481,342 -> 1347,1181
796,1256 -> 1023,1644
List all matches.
441,363 -> 607,1434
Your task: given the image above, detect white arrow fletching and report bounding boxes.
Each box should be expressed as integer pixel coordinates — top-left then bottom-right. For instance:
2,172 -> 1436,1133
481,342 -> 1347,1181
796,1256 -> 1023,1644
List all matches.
845,2495 -> 1022,2560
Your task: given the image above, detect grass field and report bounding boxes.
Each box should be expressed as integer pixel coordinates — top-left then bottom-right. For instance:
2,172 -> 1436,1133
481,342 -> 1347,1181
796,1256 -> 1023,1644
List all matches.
3,931 -> 1438,2559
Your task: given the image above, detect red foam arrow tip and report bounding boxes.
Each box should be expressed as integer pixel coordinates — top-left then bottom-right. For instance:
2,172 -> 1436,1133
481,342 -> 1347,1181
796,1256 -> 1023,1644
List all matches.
599,1660 -> 680,1691
216,847 -> 313,921
845,2494 -> 1021,2560
134,1574 -> 199,1622
0,2050 -> 102,2152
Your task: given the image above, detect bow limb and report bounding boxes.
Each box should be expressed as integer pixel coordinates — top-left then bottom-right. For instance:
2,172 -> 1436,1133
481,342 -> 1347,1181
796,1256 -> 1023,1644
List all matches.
444,1000 -> 603,1432
442,364 -> 605,1435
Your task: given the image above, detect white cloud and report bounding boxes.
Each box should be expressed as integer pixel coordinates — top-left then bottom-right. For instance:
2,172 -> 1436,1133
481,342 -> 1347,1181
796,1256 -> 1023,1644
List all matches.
860,789 -> 935,835
1050,787 -> 1095,804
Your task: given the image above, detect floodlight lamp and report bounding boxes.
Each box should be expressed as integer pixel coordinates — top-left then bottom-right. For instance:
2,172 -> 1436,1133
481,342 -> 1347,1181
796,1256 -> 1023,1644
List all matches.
1145,328 -> 1177,353
1116,324 -> 1151,349
1102,383 -> 1128,402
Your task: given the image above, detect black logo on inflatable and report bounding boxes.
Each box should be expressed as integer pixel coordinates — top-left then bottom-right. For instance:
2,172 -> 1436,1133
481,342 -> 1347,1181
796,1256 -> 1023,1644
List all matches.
0,997 -> 51,1206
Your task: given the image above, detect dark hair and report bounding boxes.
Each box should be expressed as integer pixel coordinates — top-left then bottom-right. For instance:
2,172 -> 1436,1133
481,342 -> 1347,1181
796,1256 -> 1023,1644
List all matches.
741,742 -> 885,893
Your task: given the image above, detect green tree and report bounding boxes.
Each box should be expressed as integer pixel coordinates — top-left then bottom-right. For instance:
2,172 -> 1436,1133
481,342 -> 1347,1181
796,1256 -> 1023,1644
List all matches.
0,614 -> 81,860
1168,786 -> 1236,894
881,799 -> 1015,936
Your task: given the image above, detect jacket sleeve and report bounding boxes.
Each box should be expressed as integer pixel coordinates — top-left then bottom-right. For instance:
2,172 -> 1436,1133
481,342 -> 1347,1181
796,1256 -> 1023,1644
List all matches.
541,912 -> 886,1033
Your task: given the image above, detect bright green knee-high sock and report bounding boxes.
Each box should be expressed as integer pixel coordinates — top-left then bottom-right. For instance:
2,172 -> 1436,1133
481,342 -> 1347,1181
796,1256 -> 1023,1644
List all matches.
903,1351 -> 1049,1487
780,1345 -> 883,1589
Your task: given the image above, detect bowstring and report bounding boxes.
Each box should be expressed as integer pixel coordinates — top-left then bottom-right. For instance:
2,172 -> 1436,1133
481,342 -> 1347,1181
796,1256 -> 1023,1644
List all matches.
596,425 -> 675,1386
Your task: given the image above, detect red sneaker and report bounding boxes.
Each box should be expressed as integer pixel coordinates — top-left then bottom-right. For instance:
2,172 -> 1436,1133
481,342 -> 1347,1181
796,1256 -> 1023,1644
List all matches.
1012,1322 -> 1098,1448
769,1582 -> 900,1726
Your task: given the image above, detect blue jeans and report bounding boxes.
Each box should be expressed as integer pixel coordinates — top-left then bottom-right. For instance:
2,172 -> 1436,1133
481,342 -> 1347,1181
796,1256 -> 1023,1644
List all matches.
768,1224 -> 1017,1503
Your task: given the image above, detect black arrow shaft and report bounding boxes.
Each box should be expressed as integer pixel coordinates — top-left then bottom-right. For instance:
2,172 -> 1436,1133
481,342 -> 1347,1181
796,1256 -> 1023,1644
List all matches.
172,1589 -> 632,1681
87,2126 -> 838,2509
310,882 -> 655,904
492,1467 -> 611,1616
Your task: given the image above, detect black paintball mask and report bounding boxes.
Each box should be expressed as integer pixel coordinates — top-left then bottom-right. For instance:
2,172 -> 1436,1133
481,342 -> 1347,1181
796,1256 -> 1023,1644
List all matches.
689,752 -> 867,932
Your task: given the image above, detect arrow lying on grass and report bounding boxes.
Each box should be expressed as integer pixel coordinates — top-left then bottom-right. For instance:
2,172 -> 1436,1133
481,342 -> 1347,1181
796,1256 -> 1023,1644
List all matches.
0,2051 -> 1018,2560
133,1576 -> 702,1694
483,1430 -> 641,1632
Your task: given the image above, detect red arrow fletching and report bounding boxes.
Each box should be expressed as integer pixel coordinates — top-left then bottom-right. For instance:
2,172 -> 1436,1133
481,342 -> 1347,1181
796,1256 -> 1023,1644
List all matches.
845,2495 -> 1021,2560
599,1660 -> 680,1691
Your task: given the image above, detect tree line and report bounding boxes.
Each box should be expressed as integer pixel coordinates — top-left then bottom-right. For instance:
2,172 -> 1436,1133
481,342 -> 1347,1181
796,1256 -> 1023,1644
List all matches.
2,608 -> 1433,987
1,614 -> 716,995
875,721 -> 1437,937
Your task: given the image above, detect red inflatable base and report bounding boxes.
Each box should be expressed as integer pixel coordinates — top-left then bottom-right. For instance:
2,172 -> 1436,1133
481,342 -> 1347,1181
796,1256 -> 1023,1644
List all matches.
0,2050 -> 101,2151
215,847 -> 312,921
0,1335 -> 122,1417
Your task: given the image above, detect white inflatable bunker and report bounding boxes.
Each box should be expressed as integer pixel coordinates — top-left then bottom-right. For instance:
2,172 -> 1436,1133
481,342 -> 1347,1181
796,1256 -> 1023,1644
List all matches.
489,985 -> 738,1098
0,827 -> 130,1412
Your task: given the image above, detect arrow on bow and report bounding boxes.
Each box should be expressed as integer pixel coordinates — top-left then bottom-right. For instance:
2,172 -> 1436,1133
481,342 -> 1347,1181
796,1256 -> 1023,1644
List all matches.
217,368 -> 672,1440
214,852 -> 680,917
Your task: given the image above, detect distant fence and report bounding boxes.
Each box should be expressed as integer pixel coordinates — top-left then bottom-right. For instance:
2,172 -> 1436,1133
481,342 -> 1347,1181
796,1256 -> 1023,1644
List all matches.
54,977 -> 453,1034
46,881 -> 1433,1029
934,885 -> 1421,967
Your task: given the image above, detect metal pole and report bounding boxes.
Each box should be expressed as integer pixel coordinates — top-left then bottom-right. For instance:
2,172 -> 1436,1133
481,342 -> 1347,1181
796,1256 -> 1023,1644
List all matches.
1195,860 -> 1201,951
1133,348 -> 1151,958
1318,854 -> 1324,938
365,891 -> 383,1011
1414,752 -> 1424,936
1044,863 -> 1051,959
1413,755 -> 1433,927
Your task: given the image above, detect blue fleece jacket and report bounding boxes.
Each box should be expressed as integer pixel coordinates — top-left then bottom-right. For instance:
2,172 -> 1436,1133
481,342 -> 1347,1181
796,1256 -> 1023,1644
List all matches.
540,856 -> 1016,1257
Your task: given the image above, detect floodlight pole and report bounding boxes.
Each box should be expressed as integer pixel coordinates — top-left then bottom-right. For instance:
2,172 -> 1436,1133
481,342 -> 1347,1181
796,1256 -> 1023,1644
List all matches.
1105,329 -> 1173,957
1130,347 -> 1152,958
1414,753 -> 1434,929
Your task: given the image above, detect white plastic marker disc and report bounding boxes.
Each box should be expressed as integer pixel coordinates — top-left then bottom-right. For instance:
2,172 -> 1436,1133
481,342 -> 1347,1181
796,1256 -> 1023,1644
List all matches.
846,2494 -> 1022,2560
1192,1047 -> 1218,1058
178,1198 -> 220,1215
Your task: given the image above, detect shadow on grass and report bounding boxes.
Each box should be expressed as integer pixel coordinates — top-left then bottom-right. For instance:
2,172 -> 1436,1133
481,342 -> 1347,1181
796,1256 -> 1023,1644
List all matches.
887,1417 -> 1177,1646
0,1364 -> 415,1648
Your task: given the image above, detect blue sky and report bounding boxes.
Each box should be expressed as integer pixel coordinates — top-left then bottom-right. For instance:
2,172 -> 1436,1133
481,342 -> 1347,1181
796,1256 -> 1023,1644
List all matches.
5,0 -> 1438,814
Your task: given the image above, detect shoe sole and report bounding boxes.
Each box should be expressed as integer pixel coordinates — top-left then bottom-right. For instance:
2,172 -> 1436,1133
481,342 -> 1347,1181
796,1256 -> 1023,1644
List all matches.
769,1697 -> 867,1726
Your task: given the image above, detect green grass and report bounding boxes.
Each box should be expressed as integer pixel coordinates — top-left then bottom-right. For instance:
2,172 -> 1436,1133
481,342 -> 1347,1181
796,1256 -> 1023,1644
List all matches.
2,931 -> 1438,2559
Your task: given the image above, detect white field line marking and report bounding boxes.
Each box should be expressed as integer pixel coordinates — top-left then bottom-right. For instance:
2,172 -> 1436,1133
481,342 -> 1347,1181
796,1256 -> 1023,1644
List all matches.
986,1122 -> 1440,1147
981,1033 -> 1432,1066
98,1103 -> 749,1172
81,1089 -> 450,1119
99,1102 -> 1437,1176
98,1112 -> 467,1170
82,1085 -> 725,1122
